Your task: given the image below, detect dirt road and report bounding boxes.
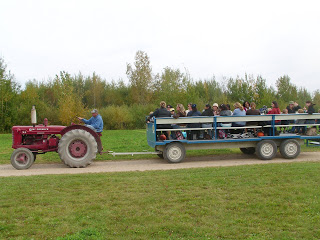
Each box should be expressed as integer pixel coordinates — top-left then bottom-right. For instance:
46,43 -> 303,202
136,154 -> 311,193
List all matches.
1,152 -> 319,177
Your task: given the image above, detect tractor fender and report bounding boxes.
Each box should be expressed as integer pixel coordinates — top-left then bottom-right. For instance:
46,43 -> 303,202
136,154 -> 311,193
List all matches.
60,125 -> 103,153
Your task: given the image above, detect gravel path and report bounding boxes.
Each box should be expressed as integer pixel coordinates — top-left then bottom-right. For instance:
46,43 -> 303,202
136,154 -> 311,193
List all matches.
1,152 -> 319,177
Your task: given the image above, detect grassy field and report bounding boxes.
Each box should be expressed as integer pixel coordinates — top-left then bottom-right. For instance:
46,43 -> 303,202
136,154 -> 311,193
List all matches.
0,162 -> 320,239
1,129 -> 320,165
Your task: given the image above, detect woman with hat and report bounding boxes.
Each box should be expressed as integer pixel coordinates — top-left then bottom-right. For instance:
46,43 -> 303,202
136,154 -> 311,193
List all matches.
212,103 -> 220,116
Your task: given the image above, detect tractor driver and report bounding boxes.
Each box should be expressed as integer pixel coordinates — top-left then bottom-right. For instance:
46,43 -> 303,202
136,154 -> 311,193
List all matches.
77,109 -> 103,133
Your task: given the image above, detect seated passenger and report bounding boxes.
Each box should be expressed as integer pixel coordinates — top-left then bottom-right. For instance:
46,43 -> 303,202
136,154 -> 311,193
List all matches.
219,104 -> 232,126
187,104 -> 201,122
268,101 -> 281,124
305,100 -> 315,124
186,103 -> 192,115
173,104 -> 187,119
243,101 -> 251,112
149,101 -> 172,139
212,103 -> 220,116
200,104 -> 214,139
245,102 -> 260,134
226,104 -> 232,114
149,101 -> 172,120
187,104 -> 201,140
220,104 -> 232,116
171,104 -> 187,140
286,101 -> 301,114
218,104 -> 232,137
263,101 -> 281,135
304,100 -> 316,134
232,102 -> 246,127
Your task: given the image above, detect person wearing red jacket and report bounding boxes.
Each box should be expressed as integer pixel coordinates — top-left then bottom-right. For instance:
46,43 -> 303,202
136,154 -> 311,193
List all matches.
263,101 -> 281,135
268,101 -> 281,115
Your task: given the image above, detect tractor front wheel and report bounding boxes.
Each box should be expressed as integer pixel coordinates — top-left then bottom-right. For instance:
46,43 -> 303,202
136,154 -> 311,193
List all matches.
58,129 -> 97,168
11,148 -> 35,170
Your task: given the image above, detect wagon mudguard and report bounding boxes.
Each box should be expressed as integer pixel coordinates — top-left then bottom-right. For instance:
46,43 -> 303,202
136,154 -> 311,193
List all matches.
60,125 -> 103,153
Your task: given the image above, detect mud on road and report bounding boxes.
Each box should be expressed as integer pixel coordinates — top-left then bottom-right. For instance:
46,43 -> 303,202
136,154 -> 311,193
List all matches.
1,152 -> 319,177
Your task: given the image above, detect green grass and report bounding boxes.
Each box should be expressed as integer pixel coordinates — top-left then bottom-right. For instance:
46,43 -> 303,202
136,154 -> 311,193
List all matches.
0,130 -> 243,164
1,162 -> 320,239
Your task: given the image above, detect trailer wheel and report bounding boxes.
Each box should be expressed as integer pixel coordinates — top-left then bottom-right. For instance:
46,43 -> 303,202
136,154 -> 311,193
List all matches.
164,142 -> 186,163
11,148 -> 35,170
58,129 -> 97,168
256,140 -> 277,160
240,147 -> 256,155
280,139 -> 300,159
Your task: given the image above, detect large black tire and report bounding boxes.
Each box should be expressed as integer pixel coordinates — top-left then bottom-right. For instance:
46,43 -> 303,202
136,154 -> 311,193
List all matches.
58,129 -> 97,168
164,142 -> 186,163
240,147 -> 256,155
280,139 -> 301,159
11,148 -> 35,170
256,140 -> 277,160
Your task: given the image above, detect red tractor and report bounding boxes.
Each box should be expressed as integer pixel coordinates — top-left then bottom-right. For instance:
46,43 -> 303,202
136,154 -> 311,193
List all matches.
11,106 -> 103,170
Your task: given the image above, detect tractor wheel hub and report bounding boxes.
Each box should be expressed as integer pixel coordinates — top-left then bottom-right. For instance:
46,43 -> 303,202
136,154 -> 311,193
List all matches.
69,140 -> 87,158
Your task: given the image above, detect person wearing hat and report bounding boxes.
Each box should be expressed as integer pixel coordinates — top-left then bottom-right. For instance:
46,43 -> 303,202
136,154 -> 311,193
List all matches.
286,101 -> 301,114
77,109 -> 104,132
212,103 -> 220,116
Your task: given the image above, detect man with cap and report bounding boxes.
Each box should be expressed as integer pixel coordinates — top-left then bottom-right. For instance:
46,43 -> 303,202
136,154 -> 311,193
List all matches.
286,101 -> 301,114
77,109 -> 104,132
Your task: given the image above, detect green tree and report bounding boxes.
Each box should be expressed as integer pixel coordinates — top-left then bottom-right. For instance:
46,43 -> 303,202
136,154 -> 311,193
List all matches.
296,87 -> 312,106
0,58 -> 20,132
55,72 -> 87,125
276,75 -> 297,106
126,51 -> 153,104
226,74 -> 255,103
153,67 -> 188,105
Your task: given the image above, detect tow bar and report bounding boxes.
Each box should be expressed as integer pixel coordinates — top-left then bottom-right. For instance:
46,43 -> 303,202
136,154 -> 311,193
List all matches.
101,150 -> 161,157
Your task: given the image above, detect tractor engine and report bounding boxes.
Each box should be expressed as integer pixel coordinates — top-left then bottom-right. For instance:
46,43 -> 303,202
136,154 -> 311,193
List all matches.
12,122 -> 66,152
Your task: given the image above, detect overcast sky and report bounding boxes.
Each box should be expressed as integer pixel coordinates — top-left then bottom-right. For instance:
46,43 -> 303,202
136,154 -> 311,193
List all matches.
1,0 -> 320,92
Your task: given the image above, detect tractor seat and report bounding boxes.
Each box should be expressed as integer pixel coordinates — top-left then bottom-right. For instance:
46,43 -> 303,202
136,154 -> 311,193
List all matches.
97,132 -> 102,137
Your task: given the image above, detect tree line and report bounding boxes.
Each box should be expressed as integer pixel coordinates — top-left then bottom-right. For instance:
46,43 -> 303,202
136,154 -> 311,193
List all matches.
1,51 -> 319,132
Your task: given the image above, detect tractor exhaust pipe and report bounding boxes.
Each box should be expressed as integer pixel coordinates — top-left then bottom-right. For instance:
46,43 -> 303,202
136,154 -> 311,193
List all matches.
31,105 -> 37,127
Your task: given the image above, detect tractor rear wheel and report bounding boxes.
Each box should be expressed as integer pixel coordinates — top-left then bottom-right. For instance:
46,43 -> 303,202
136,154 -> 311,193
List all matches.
11,148 -> 35,170
58,129 -> 97,168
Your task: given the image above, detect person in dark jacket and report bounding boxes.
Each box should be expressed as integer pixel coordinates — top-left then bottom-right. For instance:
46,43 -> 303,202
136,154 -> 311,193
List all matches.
200,104 -> 214,139
201,104 -> 214,116
149,101 -> 171,120
187,104 -> 201,139
286,101 -> 301,114
305,100 -> 316,125
246,102 -> 261,133
187,104 -> 201,118
149,101 -> 172,139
